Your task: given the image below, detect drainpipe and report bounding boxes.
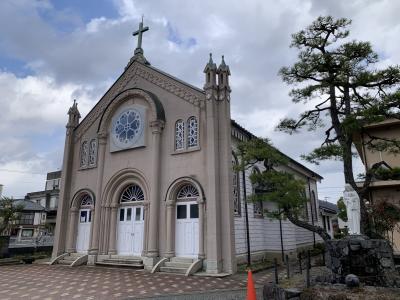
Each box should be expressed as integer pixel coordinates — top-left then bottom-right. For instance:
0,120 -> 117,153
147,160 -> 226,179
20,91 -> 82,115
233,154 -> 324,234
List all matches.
242,169 -> 251,268
308,178 -> 316,247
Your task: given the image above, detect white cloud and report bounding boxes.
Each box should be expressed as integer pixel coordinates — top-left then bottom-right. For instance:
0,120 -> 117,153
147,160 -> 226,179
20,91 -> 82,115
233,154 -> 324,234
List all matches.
0,0 -> 399,202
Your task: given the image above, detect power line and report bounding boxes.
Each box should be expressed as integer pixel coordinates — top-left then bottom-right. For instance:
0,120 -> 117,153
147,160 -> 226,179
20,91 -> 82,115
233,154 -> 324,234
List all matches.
0,169 -> 46,175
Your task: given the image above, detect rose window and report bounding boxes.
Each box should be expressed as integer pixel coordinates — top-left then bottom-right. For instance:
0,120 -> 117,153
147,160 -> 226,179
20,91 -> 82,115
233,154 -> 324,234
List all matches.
114,110 -> 142,144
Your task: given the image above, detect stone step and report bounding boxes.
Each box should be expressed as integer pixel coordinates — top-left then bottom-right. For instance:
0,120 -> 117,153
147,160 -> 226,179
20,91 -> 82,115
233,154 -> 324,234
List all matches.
102,258 -> 143,264
110,255 -> 142,260
63,256 -> 77,262
159,266 -> 187,274
96,261 -> 144,268
164,261 -> 192,268
69,252 -> 83,257
58,259 -> 73,265
170,257 -> 194,264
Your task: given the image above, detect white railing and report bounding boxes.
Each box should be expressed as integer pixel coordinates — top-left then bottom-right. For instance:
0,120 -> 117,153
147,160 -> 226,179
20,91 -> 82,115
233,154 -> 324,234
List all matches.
9,235 -> 54,248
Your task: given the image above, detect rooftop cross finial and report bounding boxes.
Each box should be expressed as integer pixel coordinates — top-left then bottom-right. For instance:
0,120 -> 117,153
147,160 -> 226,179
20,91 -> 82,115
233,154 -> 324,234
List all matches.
133,16 -> 149,54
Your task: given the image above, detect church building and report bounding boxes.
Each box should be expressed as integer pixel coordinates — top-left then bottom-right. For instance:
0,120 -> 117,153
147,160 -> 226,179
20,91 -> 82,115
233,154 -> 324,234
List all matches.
52,20 -> 322,275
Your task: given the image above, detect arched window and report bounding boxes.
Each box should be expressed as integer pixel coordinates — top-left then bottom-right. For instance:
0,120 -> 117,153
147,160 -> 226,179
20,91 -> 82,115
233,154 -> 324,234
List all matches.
187,117 -> 198,148
175,120 -> 185,150
80,194 -> 93,207
88,139 -> 97,166
80,141 -> 88,167
120,185 -> 145,203
177,184 -> 199,200
252,167 -> 263,217
311,191 -> 318,221
232,154 -> 241,216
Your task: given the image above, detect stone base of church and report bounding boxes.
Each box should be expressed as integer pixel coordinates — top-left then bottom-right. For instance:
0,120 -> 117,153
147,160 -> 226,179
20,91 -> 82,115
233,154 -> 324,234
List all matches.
87,254 -> 97,265
205,259 -> 223,274
143,257 -> 161,271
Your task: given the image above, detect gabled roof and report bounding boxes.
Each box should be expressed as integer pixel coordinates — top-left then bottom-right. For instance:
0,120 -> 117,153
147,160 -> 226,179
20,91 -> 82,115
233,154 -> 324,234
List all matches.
318,200 -> 338,214
231,120 -> 323,180
13,199 -> 46,211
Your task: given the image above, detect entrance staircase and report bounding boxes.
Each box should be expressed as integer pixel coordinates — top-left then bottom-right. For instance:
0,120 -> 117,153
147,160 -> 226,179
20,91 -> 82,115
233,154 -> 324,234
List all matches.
159,257 -> 201,275
51,253 -> 88,267
96,255 -> 144,269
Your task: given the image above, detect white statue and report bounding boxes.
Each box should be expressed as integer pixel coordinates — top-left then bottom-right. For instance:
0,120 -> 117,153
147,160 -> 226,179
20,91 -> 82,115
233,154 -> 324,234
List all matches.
343,184 -> 361,234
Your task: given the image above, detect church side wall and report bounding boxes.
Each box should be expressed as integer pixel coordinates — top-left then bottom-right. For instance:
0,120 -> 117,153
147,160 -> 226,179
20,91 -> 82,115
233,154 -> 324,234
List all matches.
232,139 -> 322,262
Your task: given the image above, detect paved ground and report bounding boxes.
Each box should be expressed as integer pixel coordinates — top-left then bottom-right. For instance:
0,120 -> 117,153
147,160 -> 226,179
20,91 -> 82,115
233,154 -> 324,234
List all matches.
0,264 -> 274,299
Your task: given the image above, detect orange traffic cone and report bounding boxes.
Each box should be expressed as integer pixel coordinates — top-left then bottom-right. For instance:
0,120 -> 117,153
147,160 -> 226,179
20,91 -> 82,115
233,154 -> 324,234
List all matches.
246,269 -> 257,300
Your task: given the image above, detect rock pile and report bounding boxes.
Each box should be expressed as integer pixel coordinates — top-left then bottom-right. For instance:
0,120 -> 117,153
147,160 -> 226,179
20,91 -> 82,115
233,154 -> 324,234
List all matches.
325,235 -> 400,287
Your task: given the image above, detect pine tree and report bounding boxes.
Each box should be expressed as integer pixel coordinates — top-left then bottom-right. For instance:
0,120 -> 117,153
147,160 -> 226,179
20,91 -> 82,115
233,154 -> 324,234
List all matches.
277,16 -> 400,234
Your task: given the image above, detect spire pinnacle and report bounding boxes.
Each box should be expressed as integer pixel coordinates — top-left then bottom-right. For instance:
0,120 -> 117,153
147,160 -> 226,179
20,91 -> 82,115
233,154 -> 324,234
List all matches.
204,52 -> 217,72
218,55 -> 230,74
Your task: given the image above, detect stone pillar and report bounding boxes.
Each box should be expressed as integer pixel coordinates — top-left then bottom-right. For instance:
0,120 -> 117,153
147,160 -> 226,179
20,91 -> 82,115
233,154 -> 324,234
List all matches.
141,201 -> 150,256
198,198 -> 205,259
89,133 -> 107,255
108,205 -> 118,254
66,208 -> 79,253
146,120 -> 164,258
165,200 -> 175,258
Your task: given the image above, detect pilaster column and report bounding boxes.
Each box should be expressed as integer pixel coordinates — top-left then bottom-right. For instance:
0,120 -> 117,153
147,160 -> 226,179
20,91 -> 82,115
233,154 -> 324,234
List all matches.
89,133 -> 107,254
198,198 -> 205,259
141,201 -> 150,256
108,205 -> 118,254
165,200 -> 175,258
66,207 -> 79,253
146,120 -> 164,257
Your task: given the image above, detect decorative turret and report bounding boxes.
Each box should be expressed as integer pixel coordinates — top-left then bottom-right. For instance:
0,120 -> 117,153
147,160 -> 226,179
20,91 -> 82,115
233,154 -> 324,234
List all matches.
217,55 -> 231,97
217,56 -> 231,101
203,53 -> 217,90
67,100 -> 81,130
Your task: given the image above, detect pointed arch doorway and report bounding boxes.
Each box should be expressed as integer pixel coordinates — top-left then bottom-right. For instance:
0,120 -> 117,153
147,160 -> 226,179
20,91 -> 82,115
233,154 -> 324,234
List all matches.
117,184 -> 145,256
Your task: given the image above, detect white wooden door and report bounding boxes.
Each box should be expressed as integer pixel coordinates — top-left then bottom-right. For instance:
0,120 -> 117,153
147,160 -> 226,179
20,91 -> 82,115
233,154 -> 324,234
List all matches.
76,209 -> 91,253
117,206 -> 144,256
175,201 -> 199,258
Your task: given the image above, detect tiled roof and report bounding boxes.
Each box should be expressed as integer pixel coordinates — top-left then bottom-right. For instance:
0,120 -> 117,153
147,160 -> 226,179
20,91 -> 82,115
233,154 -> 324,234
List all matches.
318,200 -> 338,214
12,199 -> 46,211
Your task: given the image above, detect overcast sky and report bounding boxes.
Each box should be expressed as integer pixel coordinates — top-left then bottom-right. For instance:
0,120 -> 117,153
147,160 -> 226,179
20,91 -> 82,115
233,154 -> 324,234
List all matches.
0,0 -> 399,202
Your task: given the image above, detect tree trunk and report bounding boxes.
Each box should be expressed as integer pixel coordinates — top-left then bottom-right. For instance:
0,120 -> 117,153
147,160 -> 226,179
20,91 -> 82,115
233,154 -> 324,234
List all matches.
285,209 -> 331,242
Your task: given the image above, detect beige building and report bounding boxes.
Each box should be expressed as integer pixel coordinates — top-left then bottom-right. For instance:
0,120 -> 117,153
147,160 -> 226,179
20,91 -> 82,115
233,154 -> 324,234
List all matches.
52,21 -> 323,274
355,119 -> 400,253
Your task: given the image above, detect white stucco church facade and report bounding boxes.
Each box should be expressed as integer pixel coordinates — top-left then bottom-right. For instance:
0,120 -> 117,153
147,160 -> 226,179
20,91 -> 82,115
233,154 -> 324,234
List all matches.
52,21 -> 322,275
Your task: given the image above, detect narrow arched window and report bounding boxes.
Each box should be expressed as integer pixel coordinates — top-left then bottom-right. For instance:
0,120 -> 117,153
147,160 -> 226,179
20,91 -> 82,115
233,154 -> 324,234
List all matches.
252,167 -> 263,217
175,120 -> 185,150
88,139 -> 97,166
120,185 -> 145,203
312,191 -> 318,221
80,141 -> 88,167
232,154 -> 241,216
187,117 -> 198,148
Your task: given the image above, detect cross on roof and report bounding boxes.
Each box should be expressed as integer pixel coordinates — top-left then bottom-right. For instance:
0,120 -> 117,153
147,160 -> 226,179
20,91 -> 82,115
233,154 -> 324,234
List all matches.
133,16 -> 149,53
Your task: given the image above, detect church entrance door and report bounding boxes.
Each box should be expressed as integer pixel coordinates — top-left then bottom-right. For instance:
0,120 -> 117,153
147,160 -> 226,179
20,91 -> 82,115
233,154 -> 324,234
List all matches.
117,206 -> 144,256
76,208 -> 91,253
175,201 -> 199,258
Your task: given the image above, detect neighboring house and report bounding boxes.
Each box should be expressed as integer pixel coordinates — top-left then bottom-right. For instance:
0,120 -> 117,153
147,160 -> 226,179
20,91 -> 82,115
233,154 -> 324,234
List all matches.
52,21 -> 324,274
25,171 -> 61,234
10,199 -> 46,240
318,200 -> 338,239
354,119 -> 400,253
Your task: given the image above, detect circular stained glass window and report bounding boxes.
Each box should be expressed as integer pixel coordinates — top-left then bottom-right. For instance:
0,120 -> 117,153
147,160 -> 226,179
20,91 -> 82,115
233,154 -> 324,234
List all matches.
112,108 -> 143,147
